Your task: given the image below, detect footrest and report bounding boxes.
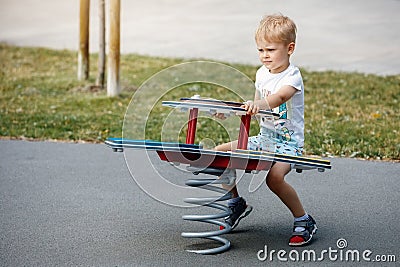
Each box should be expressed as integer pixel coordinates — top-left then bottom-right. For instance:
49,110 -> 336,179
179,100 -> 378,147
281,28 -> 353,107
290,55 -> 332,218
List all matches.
187,166 -> 226,176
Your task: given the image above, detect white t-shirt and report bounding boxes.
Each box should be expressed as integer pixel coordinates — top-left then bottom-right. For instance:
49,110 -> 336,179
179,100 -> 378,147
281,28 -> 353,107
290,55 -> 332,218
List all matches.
254,64 -> 304,148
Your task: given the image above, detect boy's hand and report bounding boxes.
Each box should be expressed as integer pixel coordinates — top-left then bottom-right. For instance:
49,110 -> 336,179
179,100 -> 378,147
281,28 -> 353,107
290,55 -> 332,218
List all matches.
241,100 -> 260,115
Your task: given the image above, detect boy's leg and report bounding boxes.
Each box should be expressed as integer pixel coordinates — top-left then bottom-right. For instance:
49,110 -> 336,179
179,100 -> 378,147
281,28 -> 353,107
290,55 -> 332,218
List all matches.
214,141 -> 252,229
266,162 -> 305,217
215,140 -> 239,197
221,168 -> 252,230
266,162 -> 317,246
214,140 -> 238,152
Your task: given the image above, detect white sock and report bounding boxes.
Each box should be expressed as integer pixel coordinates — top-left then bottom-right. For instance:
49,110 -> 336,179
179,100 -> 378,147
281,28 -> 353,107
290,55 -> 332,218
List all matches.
294,213 -> 309,232
220,168 -> 236,185
222,169 -> 239,206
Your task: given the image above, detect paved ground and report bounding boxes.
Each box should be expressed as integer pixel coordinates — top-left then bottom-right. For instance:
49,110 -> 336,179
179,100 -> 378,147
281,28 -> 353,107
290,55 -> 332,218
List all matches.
1,140 -> 399,266
1,0 -> 399,75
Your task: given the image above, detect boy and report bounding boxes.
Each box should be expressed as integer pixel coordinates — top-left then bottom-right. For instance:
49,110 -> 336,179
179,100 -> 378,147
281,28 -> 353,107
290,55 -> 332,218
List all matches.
215,14 -> 317,246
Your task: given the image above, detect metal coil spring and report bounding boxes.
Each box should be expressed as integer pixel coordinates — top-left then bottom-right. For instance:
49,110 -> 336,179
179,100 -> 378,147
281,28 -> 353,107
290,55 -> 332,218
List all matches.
181,167 -> 233,254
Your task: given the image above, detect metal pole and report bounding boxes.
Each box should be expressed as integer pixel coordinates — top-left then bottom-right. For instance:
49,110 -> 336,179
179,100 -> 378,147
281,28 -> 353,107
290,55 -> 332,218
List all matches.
186,108 -> 199,144
237,114 -> 251,149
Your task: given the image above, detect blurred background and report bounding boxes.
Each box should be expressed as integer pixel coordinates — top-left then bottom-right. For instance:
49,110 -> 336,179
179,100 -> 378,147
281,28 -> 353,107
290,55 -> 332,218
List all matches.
1,0 -> 399,75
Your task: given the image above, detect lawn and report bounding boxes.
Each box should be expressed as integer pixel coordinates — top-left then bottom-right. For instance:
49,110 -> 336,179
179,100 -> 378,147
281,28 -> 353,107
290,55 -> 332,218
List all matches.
0,44 -> 399,160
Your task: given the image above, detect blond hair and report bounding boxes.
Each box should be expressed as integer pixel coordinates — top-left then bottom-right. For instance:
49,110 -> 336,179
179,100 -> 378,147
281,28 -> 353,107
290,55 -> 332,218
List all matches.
255,14 -> 297,45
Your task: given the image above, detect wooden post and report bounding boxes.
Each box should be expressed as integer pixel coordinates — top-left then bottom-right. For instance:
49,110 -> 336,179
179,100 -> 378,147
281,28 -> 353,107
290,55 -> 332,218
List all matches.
107,0 -> 121,97
96,0 -> 106,88
78,0 -> 90,80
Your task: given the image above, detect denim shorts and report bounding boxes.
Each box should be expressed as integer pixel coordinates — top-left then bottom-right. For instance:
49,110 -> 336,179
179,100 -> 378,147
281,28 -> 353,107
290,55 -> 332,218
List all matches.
247,127 -> 302,156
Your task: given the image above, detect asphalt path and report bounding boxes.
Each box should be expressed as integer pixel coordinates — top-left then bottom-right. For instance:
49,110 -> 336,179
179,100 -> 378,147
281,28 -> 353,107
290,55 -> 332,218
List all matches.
1,140 -> 399,266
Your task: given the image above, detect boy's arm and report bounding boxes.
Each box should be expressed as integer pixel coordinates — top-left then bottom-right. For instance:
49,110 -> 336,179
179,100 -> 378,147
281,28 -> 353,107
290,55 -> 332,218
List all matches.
242,85 -> 297,115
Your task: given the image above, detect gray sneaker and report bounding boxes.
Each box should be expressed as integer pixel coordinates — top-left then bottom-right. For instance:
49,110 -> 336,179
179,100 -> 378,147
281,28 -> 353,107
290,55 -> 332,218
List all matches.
225,197 -> 253,230
289,215 -> 318,246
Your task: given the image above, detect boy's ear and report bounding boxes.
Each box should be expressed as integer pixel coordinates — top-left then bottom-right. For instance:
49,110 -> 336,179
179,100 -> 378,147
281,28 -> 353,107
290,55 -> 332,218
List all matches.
288,42 -> 295,55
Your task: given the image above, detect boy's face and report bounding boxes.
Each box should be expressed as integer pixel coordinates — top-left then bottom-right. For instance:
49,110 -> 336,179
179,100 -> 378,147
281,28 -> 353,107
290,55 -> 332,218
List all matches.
256,39 -> 295,74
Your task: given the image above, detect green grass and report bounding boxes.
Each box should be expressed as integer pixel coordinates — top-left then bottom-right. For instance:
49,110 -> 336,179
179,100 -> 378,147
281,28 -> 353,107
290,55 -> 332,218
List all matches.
1,44 -> 399,160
